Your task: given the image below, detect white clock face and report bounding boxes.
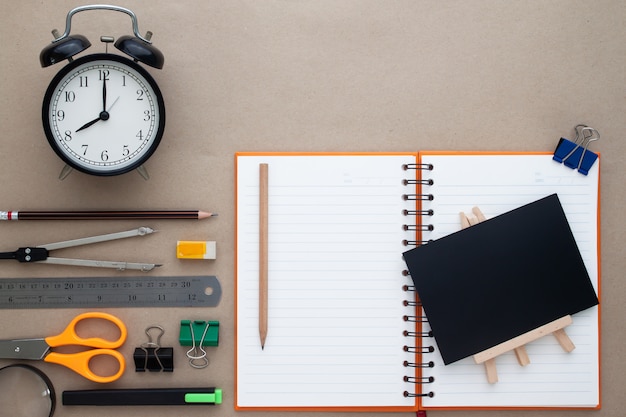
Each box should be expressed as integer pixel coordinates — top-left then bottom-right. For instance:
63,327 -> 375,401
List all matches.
43,53 -> 165,175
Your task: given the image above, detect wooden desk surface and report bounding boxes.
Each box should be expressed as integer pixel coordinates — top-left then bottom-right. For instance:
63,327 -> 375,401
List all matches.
1,1 -> 624,416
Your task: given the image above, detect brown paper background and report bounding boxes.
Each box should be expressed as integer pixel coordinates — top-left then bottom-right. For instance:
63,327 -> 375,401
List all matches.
1,1 -> 624,416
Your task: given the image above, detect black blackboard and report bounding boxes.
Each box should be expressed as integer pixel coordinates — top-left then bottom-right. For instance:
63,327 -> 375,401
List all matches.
402,194 -> 599,365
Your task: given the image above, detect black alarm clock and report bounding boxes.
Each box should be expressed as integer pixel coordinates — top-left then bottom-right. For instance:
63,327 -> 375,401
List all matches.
40,4 -> 165,178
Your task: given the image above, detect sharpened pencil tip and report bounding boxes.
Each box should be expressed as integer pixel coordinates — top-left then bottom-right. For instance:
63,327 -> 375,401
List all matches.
198,211 -> 216,219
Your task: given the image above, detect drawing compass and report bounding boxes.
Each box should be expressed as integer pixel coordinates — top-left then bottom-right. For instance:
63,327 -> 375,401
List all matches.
0,227 -> 160,271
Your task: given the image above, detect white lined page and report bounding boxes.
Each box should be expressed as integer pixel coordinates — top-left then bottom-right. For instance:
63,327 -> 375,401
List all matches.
419,153 -> 600,408
235,154 -> 418,409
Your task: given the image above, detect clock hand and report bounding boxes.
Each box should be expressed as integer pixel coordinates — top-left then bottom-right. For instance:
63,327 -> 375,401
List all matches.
76,116 -> 101,132
107,96 -> 120,113
102,77 -> 107,112
75,97 -> 120,133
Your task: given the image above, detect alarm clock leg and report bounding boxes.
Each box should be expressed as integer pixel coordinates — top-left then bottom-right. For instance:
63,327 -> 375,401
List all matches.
59,165 -> 73,180
136,165 -> 150,180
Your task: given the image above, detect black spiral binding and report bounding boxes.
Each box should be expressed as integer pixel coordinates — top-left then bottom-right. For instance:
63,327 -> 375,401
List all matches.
402,162 -> 435,399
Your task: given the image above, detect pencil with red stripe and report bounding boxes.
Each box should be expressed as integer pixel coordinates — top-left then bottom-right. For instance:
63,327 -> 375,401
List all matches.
1,210 -> 216,221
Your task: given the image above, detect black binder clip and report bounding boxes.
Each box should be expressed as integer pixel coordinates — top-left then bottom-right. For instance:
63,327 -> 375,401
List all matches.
553,124 -> 600,175
133,325 -> 174,372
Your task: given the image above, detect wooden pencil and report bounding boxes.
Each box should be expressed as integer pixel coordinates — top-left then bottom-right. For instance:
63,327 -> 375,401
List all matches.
1,210 -> 216,221
259,163 -> 269,349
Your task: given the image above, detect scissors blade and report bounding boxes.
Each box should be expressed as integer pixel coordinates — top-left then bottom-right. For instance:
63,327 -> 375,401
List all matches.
0,338 -> 49,360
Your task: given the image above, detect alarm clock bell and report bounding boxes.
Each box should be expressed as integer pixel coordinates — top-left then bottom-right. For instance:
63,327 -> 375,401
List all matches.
40,4 -> 163,69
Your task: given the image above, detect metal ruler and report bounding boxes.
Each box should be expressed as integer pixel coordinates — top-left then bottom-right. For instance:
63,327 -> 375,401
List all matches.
0,275 -> 221,309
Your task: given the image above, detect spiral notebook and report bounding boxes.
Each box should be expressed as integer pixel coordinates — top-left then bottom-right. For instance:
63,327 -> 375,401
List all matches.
234,151 -> 600,411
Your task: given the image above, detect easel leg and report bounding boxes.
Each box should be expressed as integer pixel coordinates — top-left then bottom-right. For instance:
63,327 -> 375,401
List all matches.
553,328 -> 575,352
485,358 -> 498,384
514,346 -> 530,366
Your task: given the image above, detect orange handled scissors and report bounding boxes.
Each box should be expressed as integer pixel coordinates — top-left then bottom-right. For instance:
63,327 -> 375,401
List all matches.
0,311 -> 127,383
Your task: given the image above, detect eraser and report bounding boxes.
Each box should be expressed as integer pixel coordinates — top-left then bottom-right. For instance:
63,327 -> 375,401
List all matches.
177,241 -> 217,259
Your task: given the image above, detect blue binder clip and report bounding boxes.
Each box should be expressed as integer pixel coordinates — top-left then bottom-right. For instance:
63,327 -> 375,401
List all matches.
553,124 -> 599,175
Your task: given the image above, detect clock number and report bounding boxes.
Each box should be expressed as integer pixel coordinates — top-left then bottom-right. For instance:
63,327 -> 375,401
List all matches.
64,130 -> 72,141
122,145 -> 130,156
79,76 -> 88,87
122,75 -> 127,87
81,145 -> 88,155
136,130 -> 144,140
99,70 -> 110,81
101,150 -> 109,161
56,110 -> 65,121
65,91 -> 76,102
143,110 -> 151,121
136,90 -> 144,100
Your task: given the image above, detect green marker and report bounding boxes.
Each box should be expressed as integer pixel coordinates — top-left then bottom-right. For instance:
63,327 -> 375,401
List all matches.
63,388 -> 223,406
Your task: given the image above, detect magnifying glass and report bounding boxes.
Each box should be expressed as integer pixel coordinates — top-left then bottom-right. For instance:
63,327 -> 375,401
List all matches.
0,364 -> 56,417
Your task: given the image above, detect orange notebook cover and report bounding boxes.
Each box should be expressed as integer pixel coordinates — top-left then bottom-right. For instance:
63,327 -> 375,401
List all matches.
234,151 -> 600,411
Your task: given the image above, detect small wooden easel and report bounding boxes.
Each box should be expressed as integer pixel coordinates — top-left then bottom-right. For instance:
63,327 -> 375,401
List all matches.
460,207 -> 576,384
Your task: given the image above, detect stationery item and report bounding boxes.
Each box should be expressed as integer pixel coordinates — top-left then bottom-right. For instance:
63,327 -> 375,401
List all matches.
62,387 -> 223,405
0,226 -> 160,271
259,163 -> 269,349
234,152 -> 600,411
0,312 -> 126,383
133,325 -> 174,372
179,320 -> 219,369
402,195 -> 598,371
176,240 -> 217,259
0,210 -> 216,221
0,275 -> 222,309
411,151 -> 600,409
179,320 -> 220,347
0,364 -> 56,417
553,124 -> 599,175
